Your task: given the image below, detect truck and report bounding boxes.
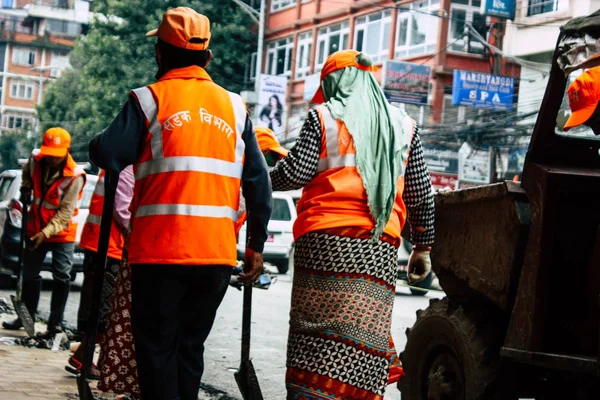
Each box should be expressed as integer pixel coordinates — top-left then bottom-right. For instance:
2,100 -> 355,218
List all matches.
399,10 -> 600,399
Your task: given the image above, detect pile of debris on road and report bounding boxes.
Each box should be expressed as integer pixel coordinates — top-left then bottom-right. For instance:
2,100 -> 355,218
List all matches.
0,297 -> 14,315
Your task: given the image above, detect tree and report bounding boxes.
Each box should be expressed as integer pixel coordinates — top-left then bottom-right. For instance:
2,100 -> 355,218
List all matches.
0,131 -> 36,172
38,0 -> 256,161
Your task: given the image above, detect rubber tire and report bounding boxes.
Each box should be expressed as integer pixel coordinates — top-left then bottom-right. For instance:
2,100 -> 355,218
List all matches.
409,271 -> 433,296
0,273 -> 12,289
400,298 -> 511,400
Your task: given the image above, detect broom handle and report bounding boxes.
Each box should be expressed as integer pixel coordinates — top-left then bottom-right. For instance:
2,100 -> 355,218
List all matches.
16,194 -> 29,298
81,171 -> 118,378
241,283 -> 252,364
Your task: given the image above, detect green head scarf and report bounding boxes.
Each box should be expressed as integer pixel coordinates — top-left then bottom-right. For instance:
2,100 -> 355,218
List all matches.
320,52 -> 410,239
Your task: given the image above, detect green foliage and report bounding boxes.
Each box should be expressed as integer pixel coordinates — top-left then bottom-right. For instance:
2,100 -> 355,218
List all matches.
38,0 -> 256,161
0,132 -> 36,172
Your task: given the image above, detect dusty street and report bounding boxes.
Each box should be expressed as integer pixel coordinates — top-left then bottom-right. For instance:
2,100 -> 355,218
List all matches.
0,268 -> 443,399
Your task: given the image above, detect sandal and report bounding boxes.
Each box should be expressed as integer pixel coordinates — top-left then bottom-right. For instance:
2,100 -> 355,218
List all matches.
65,355 -> 100,380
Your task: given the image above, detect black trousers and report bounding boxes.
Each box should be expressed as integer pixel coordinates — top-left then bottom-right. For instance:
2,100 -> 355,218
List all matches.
130,264 -> 232,400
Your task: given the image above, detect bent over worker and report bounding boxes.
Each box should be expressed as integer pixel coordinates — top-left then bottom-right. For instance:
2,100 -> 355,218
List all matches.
3,128 -> 86,336
88,7 -> 272,400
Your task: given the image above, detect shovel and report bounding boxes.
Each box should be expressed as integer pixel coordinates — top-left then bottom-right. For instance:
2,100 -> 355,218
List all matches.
234,283 -> 264,400
77,171 -> 118,400
11,193 -> 35,337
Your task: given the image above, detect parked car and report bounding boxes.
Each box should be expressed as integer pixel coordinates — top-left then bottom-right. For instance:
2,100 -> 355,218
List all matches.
237,190 -> 301,274
397,238 -> 434,296
0,169 -> 98,288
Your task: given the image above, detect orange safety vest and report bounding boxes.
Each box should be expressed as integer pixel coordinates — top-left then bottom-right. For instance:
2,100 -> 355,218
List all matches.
27,150 -> 86,243
128,66 -> 246,266
294,105 -> 414,241
78,170 -> 126,260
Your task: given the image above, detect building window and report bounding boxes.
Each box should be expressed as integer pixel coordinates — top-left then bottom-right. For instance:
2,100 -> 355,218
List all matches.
46,19 -> 81,36
354,11 -> 392,63
50,50 -> 69,71
12,47 -> 35,66
2,113 -> 34,130
448,0 -> 488,54
10,81 -> 34,100
315,22 -> 350,70
271,0 -> 296,12
395,0 -> 440,58
246,52 -> 257,82
2,0 -> 13,8
295,31 -> 312,78
266,37 -> 293,77
527,0 -> 558,16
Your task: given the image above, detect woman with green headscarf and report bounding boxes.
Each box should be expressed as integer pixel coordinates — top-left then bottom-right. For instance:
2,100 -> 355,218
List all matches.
270,50 -> 435,399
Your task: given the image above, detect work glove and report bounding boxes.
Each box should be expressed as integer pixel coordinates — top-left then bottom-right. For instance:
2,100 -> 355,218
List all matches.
407,247 -> 432,285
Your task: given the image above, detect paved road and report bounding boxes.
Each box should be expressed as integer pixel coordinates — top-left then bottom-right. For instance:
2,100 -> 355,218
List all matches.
0,268 -> 444,399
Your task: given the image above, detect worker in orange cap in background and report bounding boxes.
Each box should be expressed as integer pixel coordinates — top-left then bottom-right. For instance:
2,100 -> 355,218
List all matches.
563,66 -> 600,134
2,128 -> 86,336
234,127 -> 288,235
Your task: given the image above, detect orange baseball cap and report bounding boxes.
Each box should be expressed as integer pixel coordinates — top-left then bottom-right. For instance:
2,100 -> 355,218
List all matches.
255,126 -> 288,157
146,7 -> 211,51
564,67 -> 600,130
311,50 -> 377,104
40,128 -> 71,158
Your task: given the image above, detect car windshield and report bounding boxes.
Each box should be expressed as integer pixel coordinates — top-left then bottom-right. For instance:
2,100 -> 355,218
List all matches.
0,177 -> 14,200
80,180 -> 95,209
272,198 -> 292,221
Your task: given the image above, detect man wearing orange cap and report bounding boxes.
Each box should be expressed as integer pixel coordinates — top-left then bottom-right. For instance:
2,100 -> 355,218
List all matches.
564,66 -> 600,134
3,128 -> 86,335
89,7 -> 272,400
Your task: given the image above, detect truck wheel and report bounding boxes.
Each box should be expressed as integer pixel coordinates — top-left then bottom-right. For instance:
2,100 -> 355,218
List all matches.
400,298 -> 512,400
409,271 -> 433,296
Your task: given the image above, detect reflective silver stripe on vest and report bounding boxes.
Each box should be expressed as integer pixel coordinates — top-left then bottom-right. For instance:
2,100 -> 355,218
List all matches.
33,197 -> 59,210
135,156 -> 243,180
228,92 -> 247,164
317,105 -> 356,173
133,87 -> 163,159
86,213 -> 102,226
135,204 -> 239,221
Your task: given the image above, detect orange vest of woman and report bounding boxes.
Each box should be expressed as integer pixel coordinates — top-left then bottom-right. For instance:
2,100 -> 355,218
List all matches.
128,66 -> 246,266
294,105 -> 414,241
78,171 -> 125,260
27,150 -> 86,243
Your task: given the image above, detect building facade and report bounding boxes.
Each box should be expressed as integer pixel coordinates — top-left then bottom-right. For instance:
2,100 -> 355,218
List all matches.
0,0 -> 92,134
252,0 -> 521,139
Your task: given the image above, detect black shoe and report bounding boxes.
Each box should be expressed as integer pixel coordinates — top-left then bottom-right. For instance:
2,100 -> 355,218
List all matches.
2,318 -> 23,330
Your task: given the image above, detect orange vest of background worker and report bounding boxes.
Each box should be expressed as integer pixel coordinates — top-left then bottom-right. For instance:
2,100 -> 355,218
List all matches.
2,127 -> 86,336
234,126 -> 288,235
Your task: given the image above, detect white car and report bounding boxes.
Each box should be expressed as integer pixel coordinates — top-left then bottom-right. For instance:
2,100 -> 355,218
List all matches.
237,190 -> 301,274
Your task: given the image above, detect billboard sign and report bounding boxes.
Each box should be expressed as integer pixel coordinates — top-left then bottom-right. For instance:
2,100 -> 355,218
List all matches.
382,61 -> 431,105
430,172 -> 459,191
256,74 -> 288,140
452,70 -> 515,111
423,145 -> 459,175
481,0 -> 516,20
458,142 -> 492,184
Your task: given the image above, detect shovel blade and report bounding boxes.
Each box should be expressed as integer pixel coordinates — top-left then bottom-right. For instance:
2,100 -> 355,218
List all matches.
235,360 -> 264,400
10,294 -> 35,337
76,374 -> 94,400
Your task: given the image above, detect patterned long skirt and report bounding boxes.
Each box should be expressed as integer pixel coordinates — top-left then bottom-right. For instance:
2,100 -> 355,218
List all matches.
97,255 -> 140,398
286,232 -> 398,400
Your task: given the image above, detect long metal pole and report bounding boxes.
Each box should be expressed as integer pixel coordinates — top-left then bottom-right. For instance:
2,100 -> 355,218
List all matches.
254,0 -> 265,93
